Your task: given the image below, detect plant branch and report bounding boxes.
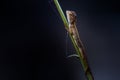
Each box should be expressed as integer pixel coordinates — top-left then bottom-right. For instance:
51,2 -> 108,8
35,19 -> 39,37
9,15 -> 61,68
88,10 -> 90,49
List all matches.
53,0 -> 94,80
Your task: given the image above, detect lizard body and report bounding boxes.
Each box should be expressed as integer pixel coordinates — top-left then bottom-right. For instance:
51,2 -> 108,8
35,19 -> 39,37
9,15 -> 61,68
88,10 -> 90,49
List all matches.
66,11 -> 94,79
66,10 -> 85,59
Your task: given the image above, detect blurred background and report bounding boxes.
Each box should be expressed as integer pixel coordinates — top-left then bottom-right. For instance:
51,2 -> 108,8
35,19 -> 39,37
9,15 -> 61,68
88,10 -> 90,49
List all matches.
0,0 -> 120,80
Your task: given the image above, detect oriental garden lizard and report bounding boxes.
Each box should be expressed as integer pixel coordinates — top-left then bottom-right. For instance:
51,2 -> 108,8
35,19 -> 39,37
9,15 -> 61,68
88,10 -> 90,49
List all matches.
66,11 -> 93,78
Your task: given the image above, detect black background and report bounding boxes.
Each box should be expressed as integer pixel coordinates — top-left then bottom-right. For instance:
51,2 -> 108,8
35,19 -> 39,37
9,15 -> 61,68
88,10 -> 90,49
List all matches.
0,0 -> 120,80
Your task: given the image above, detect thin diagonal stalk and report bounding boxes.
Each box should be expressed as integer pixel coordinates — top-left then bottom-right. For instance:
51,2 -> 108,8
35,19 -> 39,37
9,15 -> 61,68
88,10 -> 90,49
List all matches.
53,0 -> 94,80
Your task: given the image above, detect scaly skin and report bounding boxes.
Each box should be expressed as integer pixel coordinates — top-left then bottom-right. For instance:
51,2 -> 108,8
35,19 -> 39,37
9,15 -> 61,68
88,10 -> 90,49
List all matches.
66,10 -> 94,80
66,10 -> 85,58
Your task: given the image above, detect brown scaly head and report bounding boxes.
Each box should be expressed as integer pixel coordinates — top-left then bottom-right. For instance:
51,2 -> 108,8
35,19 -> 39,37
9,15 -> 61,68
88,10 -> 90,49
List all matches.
66,10 -> 77,24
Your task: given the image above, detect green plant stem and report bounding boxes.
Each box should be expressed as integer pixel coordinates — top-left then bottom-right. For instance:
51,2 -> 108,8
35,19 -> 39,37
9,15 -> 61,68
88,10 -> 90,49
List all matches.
53,0 -> 94,80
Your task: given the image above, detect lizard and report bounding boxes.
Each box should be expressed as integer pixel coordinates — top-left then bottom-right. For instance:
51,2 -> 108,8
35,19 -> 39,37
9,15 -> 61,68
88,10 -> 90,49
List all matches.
66,10 -> 94,80
66,10 -> 85,59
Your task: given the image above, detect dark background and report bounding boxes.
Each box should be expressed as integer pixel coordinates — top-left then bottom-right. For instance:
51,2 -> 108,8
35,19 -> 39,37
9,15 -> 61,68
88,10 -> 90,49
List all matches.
0,0 -> 120,80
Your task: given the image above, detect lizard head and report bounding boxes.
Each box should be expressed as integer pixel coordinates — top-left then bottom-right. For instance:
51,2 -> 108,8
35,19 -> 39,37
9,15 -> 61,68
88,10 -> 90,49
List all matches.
66,10 -> 77,24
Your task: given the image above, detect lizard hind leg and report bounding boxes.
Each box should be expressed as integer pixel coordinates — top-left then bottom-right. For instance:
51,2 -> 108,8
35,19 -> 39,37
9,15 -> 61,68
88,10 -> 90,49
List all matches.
67,54 -> 79,58
65,31 -> 79,58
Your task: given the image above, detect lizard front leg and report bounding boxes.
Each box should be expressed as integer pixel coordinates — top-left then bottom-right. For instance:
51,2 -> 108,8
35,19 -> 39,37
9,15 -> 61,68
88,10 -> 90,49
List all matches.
65,26 -> 74,35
